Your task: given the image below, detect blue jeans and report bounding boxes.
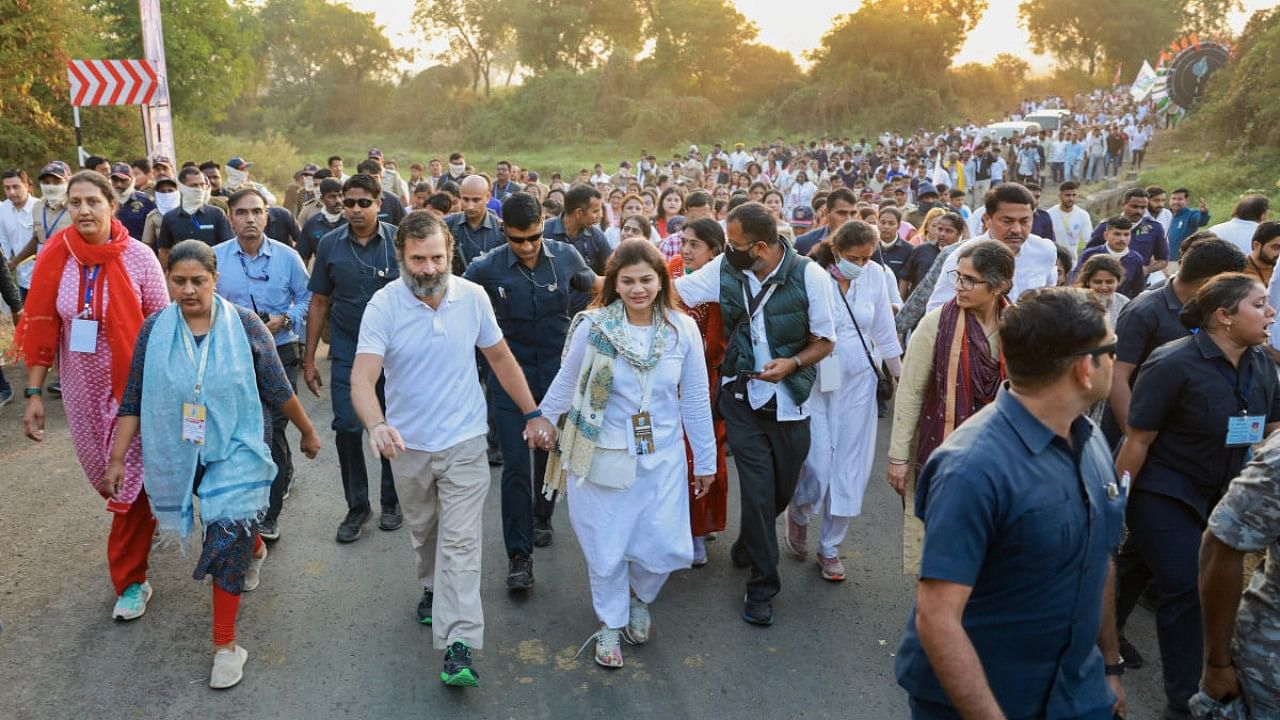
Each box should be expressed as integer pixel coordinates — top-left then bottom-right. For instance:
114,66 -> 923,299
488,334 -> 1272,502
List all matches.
0,364 -> 11,397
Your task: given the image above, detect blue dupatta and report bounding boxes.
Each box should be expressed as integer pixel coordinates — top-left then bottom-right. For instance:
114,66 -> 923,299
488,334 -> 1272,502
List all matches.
141,296 -> 276,550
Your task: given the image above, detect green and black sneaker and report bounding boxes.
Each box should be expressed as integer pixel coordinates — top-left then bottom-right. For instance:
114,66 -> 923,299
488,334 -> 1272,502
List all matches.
441,641 -> 479,687
417,588 -> 433,625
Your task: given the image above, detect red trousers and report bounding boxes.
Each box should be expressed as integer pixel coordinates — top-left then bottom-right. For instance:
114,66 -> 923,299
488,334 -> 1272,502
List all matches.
212,535 -> 262,646
107,489 -> 156,596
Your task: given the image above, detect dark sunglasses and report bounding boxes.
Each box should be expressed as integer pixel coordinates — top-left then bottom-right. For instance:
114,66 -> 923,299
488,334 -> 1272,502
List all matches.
342,198 -> 375,209
506,231 -> 542,246
1076,340 -> 1118,360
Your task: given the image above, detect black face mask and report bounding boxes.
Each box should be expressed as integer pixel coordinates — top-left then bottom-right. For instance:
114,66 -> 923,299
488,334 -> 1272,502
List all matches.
725,244 -> 756,271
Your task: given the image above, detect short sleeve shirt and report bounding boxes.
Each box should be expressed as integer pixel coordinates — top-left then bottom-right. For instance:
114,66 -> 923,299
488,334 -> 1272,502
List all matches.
446,211 -> 506,266
1114,282 -> 1187,371
307,222 -> 400,361
1128,333 -> 1280,519
895,387 -> 1123,718
157,205 -> 234,249
543,216 -> 612,277
356,276 -> 502,452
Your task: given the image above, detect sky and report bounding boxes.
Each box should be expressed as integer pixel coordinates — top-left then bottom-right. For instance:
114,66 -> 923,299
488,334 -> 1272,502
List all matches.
347,0 -> 1272,77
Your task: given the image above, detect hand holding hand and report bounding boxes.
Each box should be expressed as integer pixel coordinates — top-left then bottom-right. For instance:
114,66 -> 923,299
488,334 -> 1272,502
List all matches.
524,416 -> 557,451
1201,664 -> 1241,703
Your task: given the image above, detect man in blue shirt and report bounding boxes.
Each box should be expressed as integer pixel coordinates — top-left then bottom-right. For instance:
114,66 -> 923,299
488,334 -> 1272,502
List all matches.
492,160 -> 518,203
464,193 -> 600,590
446,175 -> 506,268
299,178 -> 346,265
303,173 -> 401,543
109,162 -> 155,240
795,188 -> 858,255
1075,216 -> 1147,299
1027,183 -> 1057,244
1166,188 -> 1211,259
542,184 -> 612,282
1087,187 -> 1169,282
896,287 -> 1127,720
214,187 -> 313,541
156,166 -> 233,266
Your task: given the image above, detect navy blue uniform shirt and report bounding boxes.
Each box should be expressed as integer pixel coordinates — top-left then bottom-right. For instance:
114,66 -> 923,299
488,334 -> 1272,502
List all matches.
463,239 -> 595,393
445,211 -> 506,266
156,205 -> 234,249
896,387 -> 1124,719
307,221 -> 399,362
543,216 -> 612,277
115,191 -> 155,241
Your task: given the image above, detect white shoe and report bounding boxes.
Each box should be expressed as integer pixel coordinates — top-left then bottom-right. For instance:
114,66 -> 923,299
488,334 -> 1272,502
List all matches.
624,596 -> 651,645
243,545 -> 267,592
209,645 -> 248,689
112,581 -> 153,621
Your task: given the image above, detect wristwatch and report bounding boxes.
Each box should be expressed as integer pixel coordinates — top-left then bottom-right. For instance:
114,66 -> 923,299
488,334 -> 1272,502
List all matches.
1104,662 -> 1125,677
24,387 -> 42,398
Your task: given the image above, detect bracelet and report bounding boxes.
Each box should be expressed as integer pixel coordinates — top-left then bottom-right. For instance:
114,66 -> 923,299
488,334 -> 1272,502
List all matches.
888,459 -> 909,466
793,356 -> 804,370
369,420 -> 387,432
523,408 -> 544,422
24,387 -> 42,398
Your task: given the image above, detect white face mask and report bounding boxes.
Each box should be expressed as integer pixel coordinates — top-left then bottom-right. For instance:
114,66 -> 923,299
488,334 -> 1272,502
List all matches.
449,163 -> 466,177
179,184 -> 206,213
154,190 -> 180,214
303,176 -> 315,192
225,166 -> 248,190
41,183 -> 65,206
115,179 -> 136,204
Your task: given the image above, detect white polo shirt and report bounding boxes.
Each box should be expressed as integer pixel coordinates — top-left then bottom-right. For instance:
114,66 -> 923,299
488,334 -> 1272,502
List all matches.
357,275 -> 503,452
927,233 -> 1059,312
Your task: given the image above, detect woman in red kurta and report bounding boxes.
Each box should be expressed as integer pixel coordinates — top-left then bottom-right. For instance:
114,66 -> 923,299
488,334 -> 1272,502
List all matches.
667,218 -> 728,566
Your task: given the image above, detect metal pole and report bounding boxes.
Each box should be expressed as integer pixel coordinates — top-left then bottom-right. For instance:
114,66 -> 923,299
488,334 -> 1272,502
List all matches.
72,105 -> 86,167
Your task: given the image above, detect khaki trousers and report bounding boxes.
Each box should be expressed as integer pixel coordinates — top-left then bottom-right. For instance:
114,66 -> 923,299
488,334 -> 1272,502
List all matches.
390,435 -> 490,649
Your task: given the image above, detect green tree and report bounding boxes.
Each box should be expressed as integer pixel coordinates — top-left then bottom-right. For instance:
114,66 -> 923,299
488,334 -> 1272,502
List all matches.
641,0 -> 759,97
412,0 -> 512,96
508,0 -> 644,73
91,0 -> 262,125
904,0 -> 989,55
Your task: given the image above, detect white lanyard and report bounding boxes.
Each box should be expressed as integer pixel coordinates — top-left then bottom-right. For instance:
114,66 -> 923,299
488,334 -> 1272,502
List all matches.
625,321 -> 658,413
179,300 -> 218,404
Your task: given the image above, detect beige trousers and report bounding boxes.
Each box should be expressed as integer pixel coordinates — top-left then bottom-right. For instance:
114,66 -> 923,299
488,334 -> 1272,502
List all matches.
390,435 -> 490,650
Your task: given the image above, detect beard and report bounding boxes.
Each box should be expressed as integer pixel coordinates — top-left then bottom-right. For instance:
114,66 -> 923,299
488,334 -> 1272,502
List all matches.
402,262 -> 448,299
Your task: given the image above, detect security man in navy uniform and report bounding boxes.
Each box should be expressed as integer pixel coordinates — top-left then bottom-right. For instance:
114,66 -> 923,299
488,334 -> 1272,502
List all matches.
896,286 -> 1128,720
464,192 -> 600,591
542,183 -> 612,278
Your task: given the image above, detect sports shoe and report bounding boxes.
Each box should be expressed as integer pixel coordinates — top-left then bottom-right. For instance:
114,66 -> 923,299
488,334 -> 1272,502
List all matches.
0,386 -> 13,409
507,554 -> 534,591
818,553 -> 846,582
378,504 -> 402,531
692,536 -> 708,567
335,506 -> 370,543
417,588 -> 433,625
784,509 -> 807,559
623,596 -> 651,645
441,641 -> 479,687
45,382 -> 61,398
742,595 -> 773,626
243,544 -> 267,592
112,581 -> 153,621
258,518 -> 280,541
209,645 -> 248,689
575,627 -> 623,668
532,518 -> 553,547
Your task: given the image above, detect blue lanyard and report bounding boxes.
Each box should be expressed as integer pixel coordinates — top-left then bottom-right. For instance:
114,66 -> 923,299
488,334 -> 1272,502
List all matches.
43,204 -> 67,238
1215,360 -> 1254,414
81,265 -> 101,319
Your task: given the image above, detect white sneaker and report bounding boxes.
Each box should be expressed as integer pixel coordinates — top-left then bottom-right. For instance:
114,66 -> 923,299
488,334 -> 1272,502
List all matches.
692,536 -> 708,567
574,627 -> 623,668
209,645 -> 248,689
243,545 -> 267,592
623,595 -> 651,645
112,581 -> 153,621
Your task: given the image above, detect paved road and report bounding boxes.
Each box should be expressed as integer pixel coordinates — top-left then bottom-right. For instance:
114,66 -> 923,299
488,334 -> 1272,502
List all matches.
0,362 -> 1170,719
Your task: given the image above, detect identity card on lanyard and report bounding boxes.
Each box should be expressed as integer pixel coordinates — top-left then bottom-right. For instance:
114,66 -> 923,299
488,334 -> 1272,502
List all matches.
628,322 -> 658,457
1221,363 -> 1264,447
180,302 -> 217,445
69,265 -> 101,353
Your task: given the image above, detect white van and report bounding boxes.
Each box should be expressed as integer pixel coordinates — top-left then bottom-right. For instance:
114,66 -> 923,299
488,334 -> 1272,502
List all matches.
980,121 -> 1042,142
1024,109 -> 1072,131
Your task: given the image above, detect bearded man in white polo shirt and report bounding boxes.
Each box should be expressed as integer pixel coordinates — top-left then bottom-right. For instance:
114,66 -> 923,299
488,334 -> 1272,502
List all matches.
351,211 -> 556,689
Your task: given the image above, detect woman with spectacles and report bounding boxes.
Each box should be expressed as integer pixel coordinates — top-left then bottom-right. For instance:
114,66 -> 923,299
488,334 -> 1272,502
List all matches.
886,239 -> 1014,573
786,220 -> 902,581
1116,272 -> 1280,717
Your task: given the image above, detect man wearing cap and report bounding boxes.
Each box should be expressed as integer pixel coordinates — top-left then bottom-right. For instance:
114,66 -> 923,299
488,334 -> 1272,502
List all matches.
156,166 -> 234,266
150,155 -> 174,182
299,178 -> 346,266
446,176 -> 505,269
729,143 -> 751,173
285,164 -> 320,218
9,162 -> 74,299
366,149 -> 410,207
140,174 -> 180,250
109,163 -> 156,241
225,157 -> 278,206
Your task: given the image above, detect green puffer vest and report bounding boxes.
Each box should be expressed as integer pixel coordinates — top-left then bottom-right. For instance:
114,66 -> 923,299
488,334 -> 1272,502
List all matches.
719,246 -> 816,405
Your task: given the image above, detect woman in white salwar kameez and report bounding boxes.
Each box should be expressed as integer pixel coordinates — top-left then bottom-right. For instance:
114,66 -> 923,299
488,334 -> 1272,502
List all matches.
786,220 -> 902,581
541,239 -> 716,669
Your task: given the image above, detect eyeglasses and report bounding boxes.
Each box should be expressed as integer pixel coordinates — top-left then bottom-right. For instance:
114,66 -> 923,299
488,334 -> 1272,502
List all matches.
342,198 -> 375,209
1075,340 -> 1118,360
505,231 -> 542,246
947,269 -> 990,291
620,225 -> 644,237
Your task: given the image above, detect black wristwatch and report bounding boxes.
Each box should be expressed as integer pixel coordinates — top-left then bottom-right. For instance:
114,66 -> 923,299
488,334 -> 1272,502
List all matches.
1104,662 -> 1125,677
